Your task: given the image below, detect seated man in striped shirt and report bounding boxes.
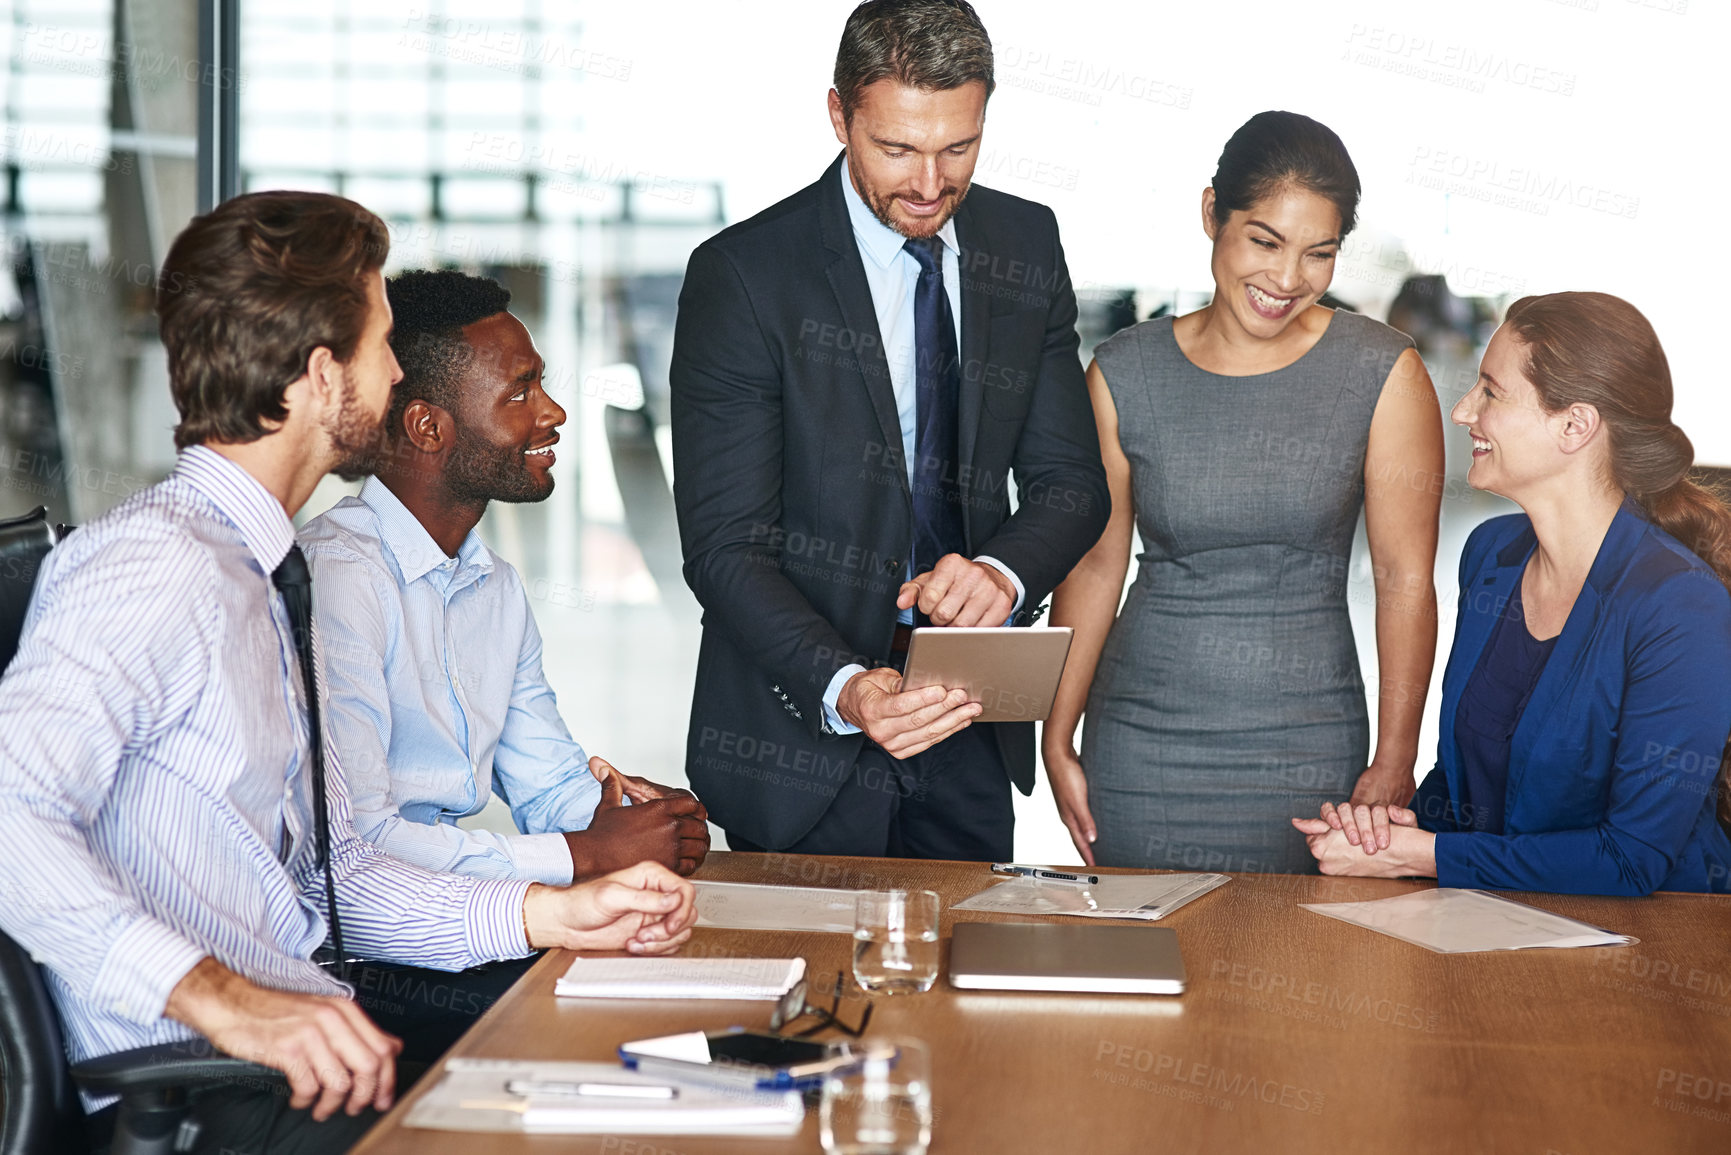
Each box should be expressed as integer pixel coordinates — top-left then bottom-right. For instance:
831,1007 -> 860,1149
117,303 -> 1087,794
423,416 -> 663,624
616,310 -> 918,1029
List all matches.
0,192 -> 697,1155
299,269 -> 710,888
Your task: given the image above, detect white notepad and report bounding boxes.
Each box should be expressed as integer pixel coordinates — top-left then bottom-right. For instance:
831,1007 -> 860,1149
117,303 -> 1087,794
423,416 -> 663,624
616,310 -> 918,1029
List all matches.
553,955 -> 806,1000
403,1058 -> 804,1136
1299,888 -> 1636,953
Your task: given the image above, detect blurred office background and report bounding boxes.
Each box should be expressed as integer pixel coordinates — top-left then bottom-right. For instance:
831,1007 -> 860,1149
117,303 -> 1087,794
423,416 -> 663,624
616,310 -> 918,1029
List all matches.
1,0 -> 1720,861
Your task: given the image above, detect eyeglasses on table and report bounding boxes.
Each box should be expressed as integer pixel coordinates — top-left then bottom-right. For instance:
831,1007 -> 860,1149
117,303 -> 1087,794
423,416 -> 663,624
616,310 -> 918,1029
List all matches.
770,971 -> 875,1038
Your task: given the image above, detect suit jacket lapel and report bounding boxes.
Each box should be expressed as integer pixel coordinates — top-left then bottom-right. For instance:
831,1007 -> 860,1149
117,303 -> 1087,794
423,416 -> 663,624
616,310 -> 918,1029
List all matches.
1442,531 -> 1530,806
818,154 -> 906,501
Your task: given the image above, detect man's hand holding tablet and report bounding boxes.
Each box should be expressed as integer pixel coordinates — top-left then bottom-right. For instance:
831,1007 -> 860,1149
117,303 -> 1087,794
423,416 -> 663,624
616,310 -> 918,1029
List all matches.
836,671 -> 981,759
839,555 -> 1069,752
835,554 -> 1013,756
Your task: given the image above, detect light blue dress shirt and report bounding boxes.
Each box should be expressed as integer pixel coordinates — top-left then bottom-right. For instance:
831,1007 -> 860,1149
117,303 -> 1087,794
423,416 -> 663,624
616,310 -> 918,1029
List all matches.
299,478 -> 603,885
0,448 -> 529,1105
821,158 -> 1025,733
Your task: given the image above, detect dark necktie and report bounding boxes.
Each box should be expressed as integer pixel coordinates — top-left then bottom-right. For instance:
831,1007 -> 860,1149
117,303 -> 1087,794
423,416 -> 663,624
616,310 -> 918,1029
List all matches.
271,544 -> 346,980
904,236 -> 967,578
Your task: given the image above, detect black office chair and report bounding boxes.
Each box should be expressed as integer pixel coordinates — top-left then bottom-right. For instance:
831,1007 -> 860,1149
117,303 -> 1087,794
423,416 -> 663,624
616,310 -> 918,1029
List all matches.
0,504 -> 67,669
0,505 -> 287,1155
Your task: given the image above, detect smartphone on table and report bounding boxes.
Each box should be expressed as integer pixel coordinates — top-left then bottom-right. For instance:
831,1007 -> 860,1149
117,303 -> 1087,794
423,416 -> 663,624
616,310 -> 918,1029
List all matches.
619,1028 -> 872,1091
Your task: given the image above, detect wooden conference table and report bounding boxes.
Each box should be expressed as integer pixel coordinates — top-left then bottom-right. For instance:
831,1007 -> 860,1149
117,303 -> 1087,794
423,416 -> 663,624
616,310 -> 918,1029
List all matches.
355,852 -> 1731,1155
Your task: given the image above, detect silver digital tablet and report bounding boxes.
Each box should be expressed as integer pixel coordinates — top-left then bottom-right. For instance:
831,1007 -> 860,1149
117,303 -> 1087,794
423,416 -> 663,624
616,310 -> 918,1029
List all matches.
948,922 -> 1186,995
900,626 -> 1073,723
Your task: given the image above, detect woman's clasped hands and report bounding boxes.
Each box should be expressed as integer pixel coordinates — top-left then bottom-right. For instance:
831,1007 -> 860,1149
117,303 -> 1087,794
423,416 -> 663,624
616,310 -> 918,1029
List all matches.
1291,801 -> 1437,878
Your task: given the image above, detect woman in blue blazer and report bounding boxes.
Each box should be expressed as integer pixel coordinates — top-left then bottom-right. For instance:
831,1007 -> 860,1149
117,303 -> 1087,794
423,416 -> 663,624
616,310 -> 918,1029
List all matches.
1293,291 -> 1731,895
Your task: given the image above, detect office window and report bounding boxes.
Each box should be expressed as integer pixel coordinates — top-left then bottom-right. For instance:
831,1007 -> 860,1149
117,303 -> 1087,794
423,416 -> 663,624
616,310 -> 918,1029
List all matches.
1,0 -> 196,525
239,1 -> 725,825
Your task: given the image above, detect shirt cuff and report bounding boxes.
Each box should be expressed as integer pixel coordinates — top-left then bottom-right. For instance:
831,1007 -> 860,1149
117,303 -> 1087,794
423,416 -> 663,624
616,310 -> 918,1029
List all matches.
823,664 -> 866,734
973,555 -> 1025,620
516,832 -> 577,886
465,878 -> 535,961
92,916 -> 208,1025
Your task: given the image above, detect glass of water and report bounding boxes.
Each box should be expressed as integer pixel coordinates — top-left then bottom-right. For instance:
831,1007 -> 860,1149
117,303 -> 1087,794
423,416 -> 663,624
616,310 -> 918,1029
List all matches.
852,889 -> 940,994
821,1038 -> 932,1155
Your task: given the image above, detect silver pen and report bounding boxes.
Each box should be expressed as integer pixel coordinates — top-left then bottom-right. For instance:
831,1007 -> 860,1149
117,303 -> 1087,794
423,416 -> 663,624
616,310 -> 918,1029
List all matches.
505,1079 -> 678,1100
991,862 -> 1101,885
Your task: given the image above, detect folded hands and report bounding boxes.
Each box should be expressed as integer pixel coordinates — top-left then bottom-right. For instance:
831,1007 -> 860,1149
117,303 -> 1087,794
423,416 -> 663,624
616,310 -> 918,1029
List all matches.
1292,801 -> 1437,878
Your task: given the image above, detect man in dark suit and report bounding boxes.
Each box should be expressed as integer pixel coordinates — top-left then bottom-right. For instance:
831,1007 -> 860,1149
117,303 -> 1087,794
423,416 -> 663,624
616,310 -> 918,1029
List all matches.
670,0 -> 1109,858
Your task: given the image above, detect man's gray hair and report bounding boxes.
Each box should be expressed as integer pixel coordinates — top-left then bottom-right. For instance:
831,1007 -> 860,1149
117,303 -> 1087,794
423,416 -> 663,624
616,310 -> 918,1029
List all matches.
833,0 -> 995,124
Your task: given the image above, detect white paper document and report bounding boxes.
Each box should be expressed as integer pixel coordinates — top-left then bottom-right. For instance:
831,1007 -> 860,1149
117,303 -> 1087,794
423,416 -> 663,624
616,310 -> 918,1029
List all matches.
553,956 -> 806,1000
952,872 -> 1230,921
1299,888 -> 1636,953
694,880 -> 861,933
403,1058 -> 804,1136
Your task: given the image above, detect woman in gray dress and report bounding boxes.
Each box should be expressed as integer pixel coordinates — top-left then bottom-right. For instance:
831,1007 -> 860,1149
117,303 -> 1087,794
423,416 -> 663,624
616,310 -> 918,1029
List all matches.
1044,111 -> 1446,873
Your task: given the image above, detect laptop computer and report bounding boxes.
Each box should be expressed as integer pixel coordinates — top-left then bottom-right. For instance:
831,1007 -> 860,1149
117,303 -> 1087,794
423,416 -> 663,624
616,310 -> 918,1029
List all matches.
948,922 -> 1186,995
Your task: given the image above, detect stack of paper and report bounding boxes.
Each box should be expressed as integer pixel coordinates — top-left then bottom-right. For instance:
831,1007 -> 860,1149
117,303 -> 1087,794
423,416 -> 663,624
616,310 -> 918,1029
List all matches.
553,955 -> 806,1000
952,872 -> 1229,921
1299,888 -> 1635,953
403,1058 -> 804,1137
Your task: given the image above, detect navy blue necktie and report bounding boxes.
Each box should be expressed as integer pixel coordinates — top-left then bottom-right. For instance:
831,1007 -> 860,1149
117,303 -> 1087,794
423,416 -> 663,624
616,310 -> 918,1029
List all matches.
272,545 -> 346,980
904,236 -> 966,577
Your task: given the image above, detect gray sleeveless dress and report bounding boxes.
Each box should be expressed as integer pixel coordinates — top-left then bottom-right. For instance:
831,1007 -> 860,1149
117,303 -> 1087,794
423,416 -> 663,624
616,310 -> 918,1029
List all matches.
1083,311 -> 1415,873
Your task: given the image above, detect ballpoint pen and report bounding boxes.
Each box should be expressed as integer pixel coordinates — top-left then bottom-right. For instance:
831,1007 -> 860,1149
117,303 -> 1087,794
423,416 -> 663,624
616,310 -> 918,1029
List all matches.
505,1079 -> 679,1099
991,862 -> 1101,885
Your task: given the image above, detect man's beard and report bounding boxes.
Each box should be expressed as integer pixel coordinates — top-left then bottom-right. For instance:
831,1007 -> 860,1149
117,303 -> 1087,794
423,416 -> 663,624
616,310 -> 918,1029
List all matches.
853,163 -> 970,239
328,378 -> 387,481
443,425 -> 554,505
